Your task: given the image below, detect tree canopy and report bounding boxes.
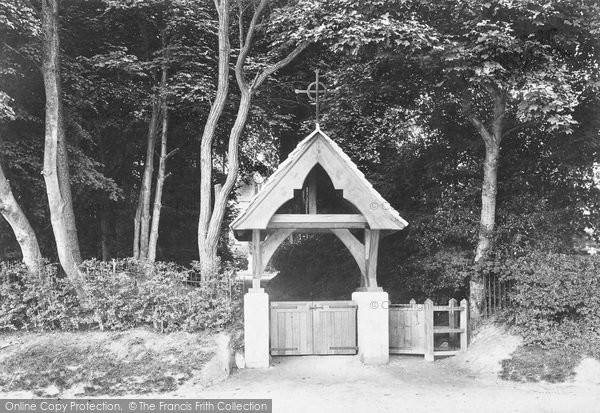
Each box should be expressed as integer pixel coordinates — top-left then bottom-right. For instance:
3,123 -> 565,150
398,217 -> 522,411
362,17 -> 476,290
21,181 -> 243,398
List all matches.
0,0 -> 599,304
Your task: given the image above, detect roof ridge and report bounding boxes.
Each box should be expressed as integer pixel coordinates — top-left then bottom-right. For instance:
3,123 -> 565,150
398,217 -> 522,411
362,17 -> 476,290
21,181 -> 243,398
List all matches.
231,127 -> 408,230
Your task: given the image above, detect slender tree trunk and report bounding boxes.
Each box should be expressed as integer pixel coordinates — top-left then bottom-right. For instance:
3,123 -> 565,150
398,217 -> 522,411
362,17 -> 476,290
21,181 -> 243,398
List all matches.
465,87 -> 506,319
147,108 -> 167,262
0,163 -> 43,273
148,64 -> 169,262
133,99 -> 160,260
133,199 -> 142,259
199,90 -> 251,271
469,142 -> 500,320
475,144 -> 500,261
57,118 -> 81,262
197,0 -> 231,275
41,0 -> 87,301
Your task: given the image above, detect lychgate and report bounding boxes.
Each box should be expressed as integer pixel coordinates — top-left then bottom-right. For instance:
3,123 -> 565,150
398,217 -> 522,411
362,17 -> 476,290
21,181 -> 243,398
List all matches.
231,126 -> 408,367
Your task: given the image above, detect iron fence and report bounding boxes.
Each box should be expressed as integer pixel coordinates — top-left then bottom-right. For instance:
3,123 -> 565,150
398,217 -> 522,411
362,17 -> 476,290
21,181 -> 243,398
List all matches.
481,272 -> 514,317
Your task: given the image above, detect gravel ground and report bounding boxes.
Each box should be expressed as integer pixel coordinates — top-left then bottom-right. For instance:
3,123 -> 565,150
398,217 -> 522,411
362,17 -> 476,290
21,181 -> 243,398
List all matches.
1,326 -> 598,413
186,355 -> 600,413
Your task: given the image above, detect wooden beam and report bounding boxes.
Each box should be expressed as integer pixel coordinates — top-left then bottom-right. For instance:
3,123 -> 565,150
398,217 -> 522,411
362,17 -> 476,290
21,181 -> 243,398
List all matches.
267,214 -> 367,229
307,170 -> 317,214
260,229 -> 294,274
364,229 -> 380,288
331,229 -> 366,279
252,229 -> 262,289
287,228 -> 332,234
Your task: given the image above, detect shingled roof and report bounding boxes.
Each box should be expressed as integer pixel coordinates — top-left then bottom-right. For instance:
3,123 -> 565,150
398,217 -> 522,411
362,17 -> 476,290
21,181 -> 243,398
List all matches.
231,126 -> 408,235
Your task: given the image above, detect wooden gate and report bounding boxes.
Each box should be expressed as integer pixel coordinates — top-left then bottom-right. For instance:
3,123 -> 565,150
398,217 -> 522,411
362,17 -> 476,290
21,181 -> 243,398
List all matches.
389,301 -> 426,354
389,299 -> 468,361
270,301 -> 357,356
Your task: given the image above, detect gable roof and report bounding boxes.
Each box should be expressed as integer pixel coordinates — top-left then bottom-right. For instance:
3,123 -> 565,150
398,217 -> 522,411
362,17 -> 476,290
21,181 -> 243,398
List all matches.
231,126 -> 408,233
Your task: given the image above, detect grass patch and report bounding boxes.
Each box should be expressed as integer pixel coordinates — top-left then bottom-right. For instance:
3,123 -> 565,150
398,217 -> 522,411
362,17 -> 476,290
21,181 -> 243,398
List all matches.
500,345 -> 581,383
0,330 -> 216,396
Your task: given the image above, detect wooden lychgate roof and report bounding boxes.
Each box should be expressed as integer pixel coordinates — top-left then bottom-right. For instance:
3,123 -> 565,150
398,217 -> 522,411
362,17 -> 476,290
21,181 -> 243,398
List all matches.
231,126 -> 408,238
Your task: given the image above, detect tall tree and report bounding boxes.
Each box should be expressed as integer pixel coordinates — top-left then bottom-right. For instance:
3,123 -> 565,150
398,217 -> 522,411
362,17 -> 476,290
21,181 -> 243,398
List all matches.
436,0 -> 598,316
196,0 -> 308,274
133,94 -> 161,260
132,4 -> 165,261
41,0 -> 86,300
148,34 -> 176,263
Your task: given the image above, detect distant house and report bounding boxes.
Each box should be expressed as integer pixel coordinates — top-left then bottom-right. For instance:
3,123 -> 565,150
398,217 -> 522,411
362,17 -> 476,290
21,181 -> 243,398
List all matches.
231,173 -> 265,274
576,162 -> 600,255
573,229 -> 599,255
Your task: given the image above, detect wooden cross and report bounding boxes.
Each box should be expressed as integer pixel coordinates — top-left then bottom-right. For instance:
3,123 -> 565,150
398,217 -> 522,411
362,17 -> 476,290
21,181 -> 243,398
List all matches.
295,69 -> 327,126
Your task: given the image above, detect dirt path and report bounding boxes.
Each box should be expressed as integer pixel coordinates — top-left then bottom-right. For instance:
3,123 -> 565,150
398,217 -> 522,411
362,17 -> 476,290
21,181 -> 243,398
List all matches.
0,329 -> 598,413
177,356 -> 599,413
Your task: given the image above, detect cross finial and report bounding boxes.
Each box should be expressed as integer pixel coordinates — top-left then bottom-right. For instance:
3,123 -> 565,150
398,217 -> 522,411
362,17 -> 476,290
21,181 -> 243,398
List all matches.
294,69 -> 327,127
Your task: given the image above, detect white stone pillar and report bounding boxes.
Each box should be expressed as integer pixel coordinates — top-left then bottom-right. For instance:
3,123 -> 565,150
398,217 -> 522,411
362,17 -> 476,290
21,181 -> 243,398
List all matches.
244,288 -> 270,368
352,290 -> 389,365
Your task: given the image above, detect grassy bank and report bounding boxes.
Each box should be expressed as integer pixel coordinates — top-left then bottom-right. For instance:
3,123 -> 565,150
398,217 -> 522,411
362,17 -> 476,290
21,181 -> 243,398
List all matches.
0,329 -> 227,397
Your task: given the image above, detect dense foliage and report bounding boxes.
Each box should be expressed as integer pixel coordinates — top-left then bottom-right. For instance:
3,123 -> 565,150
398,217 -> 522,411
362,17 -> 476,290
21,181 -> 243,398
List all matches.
0,260 -> 241,332
488,252 -> 600,357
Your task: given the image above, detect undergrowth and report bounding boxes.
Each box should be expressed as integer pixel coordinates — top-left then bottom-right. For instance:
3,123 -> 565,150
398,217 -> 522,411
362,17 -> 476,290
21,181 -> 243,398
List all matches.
0,330 -> 214,396
500,345 -> 581,383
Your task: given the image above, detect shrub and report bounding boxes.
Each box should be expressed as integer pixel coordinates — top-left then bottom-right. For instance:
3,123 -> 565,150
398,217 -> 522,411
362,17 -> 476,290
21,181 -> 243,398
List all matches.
379,248 -> 471,303
483,252 -> 600,357
0,262 -> 81,331
0,259 -> 241,333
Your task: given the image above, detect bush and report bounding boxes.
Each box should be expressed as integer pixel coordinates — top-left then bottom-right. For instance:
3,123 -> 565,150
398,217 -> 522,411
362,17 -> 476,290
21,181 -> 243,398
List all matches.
0,259 -> 241,333
484,252 -> 600,357
0,263 -> 81,331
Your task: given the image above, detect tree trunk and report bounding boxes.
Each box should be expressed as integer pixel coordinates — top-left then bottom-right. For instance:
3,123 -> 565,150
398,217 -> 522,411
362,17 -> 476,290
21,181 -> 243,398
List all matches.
41,0 -> 87,301
197,0 -> 308,276
133,99 -> 160,260
197,0 -> 231,275
467,88 -> 506,320
0,163 -> 42,273
57,113 -> 81,263
148,65 -> 169,262
198,90 -> 252,274
133,199 -> 142,259
475,143 -> 500,262
147,109 -> 167,262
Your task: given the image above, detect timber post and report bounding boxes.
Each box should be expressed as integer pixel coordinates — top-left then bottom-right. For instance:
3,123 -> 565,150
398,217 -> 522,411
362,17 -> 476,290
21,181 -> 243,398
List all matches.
460,299 -> 469,352
424,299 -> 434,362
